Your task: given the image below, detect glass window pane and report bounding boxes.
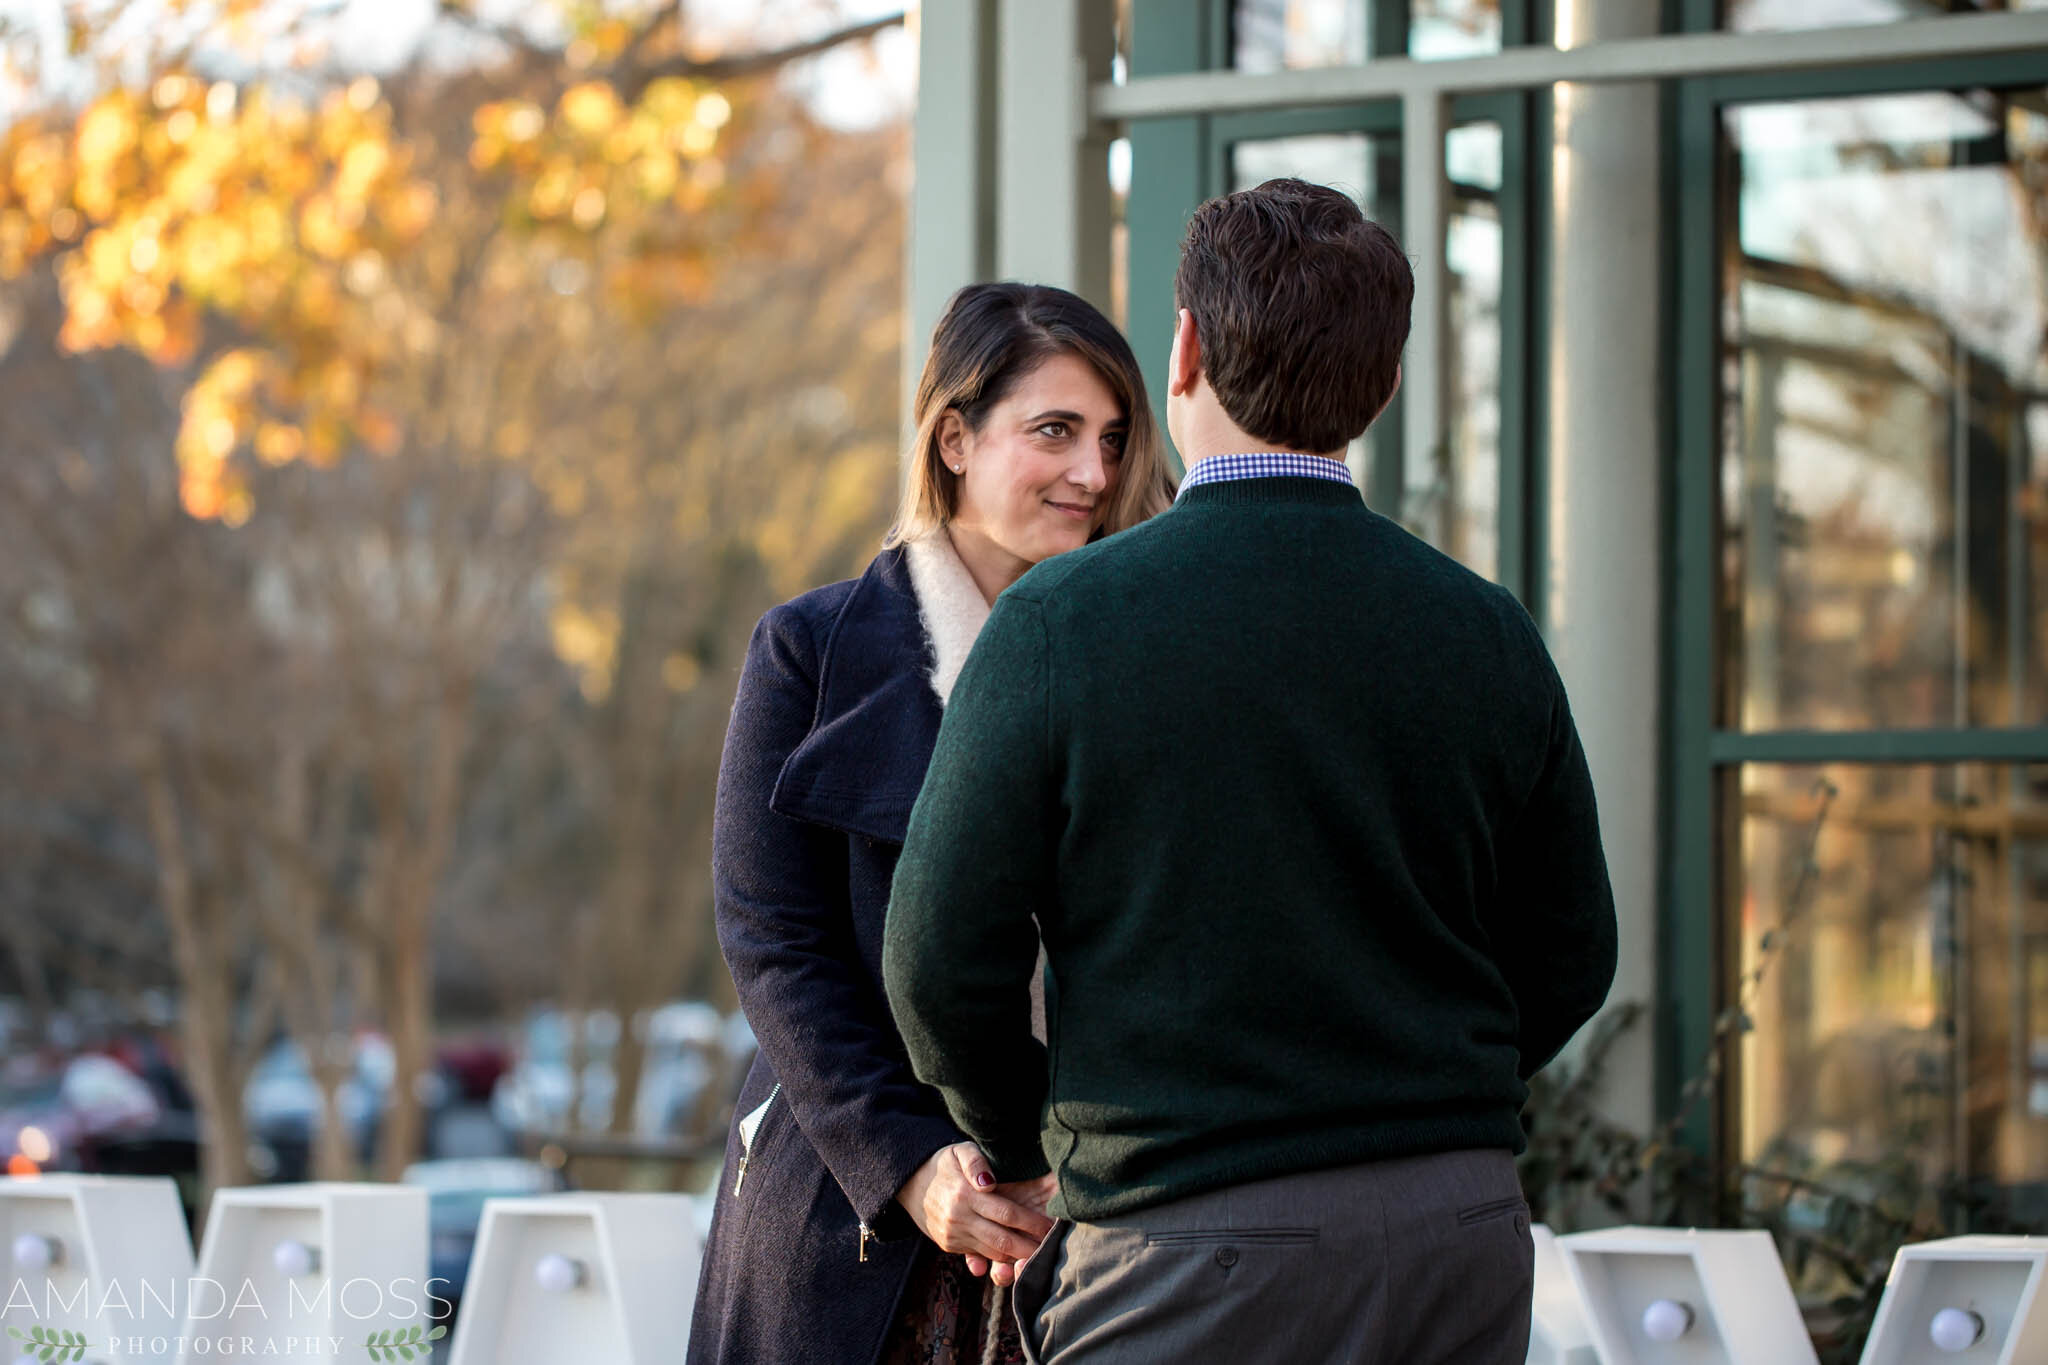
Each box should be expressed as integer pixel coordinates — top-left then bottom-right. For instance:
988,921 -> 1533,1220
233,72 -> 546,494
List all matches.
1413,123 -> 1502,578
1734,761 -> 2048,1269
1233,0 -> 1499,71
1725,0 -> 2048,33
1411,0 -> 1504,58
1720,89 -> 2048,731
1235,0 -> 1372,71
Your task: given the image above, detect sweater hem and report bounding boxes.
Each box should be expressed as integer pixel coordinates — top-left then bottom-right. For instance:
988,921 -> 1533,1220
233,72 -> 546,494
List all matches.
1050,1110 -> 1529,1222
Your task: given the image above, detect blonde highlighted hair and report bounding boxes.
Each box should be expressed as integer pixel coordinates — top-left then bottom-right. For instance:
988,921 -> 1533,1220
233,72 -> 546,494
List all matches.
885,282 -> 1175,549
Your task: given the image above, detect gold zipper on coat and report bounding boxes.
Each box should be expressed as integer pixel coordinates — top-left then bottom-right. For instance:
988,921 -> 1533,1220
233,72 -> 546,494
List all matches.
732,1082 -> 781,1195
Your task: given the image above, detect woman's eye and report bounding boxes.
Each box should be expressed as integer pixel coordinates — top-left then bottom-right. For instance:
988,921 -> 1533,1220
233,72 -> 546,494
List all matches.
1035,422 -> 1070,439
1103,433 -> 1127,460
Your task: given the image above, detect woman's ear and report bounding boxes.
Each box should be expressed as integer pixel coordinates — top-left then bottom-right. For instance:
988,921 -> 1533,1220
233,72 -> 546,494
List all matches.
936,410 -> 969,473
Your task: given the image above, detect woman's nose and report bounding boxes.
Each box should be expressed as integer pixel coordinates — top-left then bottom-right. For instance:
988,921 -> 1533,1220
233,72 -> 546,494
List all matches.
1070,448 -> 1109,494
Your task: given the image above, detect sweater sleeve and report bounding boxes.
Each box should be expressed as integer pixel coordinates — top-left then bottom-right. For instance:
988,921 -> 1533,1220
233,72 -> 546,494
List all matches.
1490,622 -> 1620,1080
883,595 -> 1054,1181
713,605 -> 966,1235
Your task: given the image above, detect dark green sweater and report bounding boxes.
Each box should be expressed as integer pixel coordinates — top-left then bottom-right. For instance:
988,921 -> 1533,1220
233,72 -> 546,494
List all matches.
883,478 -> 1616,1221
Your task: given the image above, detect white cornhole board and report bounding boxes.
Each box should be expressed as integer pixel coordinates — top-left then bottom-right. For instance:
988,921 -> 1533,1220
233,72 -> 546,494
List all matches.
1859,1236 -> 2048,1365
3,1174 -> 194,1365
177,1183 -> 427,1365
1559,1226 -> 1818,1365
1529,1223 -> 1598,1365
448,1192 -> 702,1365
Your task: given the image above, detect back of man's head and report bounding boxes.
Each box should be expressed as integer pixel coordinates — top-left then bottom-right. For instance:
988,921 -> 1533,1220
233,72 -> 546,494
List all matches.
1174,178 -> 1413,454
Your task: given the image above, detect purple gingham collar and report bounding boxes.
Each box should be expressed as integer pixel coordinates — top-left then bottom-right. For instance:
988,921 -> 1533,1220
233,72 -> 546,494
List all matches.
1176,452 -> 1355,500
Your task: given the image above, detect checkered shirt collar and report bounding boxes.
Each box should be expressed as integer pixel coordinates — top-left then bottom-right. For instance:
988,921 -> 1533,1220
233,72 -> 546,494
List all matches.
1176,452 -> 1356,500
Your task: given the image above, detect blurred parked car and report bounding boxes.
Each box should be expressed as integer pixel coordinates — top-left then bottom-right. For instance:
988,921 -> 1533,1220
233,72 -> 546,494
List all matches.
90,1035 -> 202,1188
489,1004 -> 736,1142
435,1038 -> 512,1104
0,1052 -> 162,1174
243,1032 -> 425,1179
488,1009 -> 608,1136
401,1156 -> 563,1326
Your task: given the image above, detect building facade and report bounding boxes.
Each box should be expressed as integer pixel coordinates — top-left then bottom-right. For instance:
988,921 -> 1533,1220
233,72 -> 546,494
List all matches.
907,0 -> 2048,1236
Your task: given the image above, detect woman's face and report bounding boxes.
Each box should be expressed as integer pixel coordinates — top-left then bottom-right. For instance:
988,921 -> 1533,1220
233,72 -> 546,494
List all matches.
942,351 -> 1128,567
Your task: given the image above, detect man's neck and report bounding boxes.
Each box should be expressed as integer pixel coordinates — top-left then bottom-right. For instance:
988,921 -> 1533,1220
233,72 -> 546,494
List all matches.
1175,414 -> 1345,467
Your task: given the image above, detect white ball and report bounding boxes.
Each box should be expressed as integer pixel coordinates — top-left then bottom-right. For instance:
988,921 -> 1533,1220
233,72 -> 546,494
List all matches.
534,1253 -> 586,1293
1930,1307 -> 1984,1352
11,1233 -> 58,1270
271,1239 -> 320,1278
1641,1298 -> 1694,1342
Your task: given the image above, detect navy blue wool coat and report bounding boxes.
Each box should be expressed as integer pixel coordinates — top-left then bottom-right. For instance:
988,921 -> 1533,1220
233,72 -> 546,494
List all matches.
688,546 -> 968,1365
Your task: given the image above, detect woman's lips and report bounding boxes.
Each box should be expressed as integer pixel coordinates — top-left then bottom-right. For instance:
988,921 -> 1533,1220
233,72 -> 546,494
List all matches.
1047,500 -> 1093,522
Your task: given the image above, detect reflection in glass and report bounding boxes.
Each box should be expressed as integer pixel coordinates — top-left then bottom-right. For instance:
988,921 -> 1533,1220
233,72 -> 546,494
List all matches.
1411,0 -> 1503,59
1720,89 -> 2048,731
1235,0 -> 1371,71
1725,0 -> 2047,33
1735,762 -> 2048,1286
1414,123 -> 1502,578
1233,0 -> 1499,71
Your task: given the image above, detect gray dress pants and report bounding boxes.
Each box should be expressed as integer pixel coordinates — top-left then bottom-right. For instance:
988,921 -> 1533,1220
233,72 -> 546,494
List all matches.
1012,1148 -> 1533,1365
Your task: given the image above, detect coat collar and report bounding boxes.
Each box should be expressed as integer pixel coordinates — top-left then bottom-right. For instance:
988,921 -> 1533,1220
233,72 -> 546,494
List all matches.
901,531 -> 991,708
768,546 -> 944,845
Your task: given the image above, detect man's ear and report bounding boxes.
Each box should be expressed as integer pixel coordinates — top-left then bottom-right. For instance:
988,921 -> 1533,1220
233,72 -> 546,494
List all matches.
1168,309 -> 1202,398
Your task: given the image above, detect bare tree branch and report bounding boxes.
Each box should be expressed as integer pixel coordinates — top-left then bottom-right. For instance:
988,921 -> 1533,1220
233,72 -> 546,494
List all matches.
432,2 -> 907,103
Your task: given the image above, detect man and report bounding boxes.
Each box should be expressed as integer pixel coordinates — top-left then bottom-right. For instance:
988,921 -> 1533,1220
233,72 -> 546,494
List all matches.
882,178 -> 1617,1364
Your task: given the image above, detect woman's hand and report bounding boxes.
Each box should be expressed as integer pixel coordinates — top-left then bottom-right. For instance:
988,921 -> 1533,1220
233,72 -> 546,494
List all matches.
896,1143 -> 1054,1284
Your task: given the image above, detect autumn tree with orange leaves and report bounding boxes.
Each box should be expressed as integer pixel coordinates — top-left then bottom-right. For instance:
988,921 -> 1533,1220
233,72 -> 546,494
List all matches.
0,1 -> 911,1195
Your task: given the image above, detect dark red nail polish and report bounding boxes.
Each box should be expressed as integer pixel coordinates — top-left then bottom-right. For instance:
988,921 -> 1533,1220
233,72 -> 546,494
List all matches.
974,1172 -> 994,1189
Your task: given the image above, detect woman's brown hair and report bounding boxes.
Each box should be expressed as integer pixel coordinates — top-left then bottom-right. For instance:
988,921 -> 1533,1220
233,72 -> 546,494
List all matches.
885,282 -> 1175,549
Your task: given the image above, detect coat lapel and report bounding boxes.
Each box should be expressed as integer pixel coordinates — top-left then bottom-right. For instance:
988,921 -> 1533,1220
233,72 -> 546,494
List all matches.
769,546 -> 943,845
901,532 -> 990,708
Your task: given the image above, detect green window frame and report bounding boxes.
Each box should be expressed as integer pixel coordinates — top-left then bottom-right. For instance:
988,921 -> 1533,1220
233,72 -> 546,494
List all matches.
1667,1 -> 2048,1180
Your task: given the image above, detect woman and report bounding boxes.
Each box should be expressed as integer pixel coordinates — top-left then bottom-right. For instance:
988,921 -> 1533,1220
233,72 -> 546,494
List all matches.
687,283 -> 1176,1365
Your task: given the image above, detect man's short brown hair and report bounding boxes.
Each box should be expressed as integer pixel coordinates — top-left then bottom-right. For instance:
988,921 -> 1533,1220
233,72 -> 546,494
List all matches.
1174,178 -> 1413,454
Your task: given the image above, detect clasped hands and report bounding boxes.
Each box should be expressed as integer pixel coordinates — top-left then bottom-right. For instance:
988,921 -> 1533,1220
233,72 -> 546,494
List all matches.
896,1141 -> 1057,1287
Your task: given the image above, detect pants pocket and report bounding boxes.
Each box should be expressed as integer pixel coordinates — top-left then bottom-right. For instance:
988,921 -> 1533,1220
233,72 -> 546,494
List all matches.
1142,1228 -> 1320,1247
1454,1196 -> 1528,1228
1013,1220 -> 1068,1365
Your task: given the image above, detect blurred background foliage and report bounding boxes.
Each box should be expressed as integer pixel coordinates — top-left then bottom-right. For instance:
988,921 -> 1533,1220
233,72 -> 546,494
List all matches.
0,0 -> 911,1200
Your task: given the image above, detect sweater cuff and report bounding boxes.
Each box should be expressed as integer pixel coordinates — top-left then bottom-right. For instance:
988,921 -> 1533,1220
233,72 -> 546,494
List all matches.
983,1130 -> 1051,1184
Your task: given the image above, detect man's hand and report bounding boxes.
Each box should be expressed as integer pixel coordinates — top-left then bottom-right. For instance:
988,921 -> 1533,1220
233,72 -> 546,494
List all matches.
966,1173 -> 1057,1285
896,1143 -> 1054,1282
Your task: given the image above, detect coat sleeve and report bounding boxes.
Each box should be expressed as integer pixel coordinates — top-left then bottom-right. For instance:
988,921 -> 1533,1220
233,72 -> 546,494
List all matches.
883,595 -> 1053,1181
713,603 -> 965,1235
1489,612 -> 1619,1080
